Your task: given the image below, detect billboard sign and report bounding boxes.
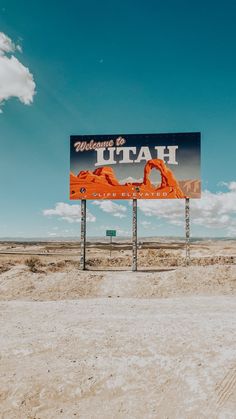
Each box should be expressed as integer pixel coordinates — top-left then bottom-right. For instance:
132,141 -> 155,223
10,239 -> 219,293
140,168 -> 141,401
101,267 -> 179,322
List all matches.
70,132 -> 201,200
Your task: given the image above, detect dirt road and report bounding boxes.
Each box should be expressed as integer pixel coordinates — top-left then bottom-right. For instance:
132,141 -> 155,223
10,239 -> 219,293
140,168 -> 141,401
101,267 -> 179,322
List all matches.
1,296 -> 236,418
0,240 -> 236,418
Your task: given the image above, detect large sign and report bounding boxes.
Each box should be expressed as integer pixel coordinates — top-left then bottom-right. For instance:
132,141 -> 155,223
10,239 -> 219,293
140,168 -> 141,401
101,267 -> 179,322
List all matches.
70,132 -> 201,200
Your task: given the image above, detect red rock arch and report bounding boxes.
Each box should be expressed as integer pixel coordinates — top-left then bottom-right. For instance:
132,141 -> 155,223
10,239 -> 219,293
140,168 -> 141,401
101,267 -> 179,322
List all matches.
143,159 -> 185,198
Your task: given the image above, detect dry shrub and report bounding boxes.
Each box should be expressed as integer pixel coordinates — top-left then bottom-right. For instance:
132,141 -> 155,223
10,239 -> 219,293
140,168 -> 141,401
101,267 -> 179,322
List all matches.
47,260 -> 66,272
156,249 -> 172,258
56,261 -> 66,269
25,257 -> 42,273
0,262 -> 14,274
64,259 -> 80,268
87,256 -> 131,267
46,259 -> 80,272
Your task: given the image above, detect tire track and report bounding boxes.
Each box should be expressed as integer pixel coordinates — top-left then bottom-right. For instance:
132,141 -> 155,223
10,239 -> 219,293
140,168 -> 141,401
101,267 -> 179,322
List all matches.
216,366 -> 236,407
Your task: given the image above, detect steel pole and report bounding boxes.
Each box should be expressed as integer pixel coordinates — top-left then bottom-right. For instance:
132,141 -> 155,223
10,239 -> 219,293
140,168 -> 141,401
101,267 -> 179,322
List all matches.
80,199 -> 86,270
110,235 -> 112,257
132,199 -> 138,271
185,198 -> 190,265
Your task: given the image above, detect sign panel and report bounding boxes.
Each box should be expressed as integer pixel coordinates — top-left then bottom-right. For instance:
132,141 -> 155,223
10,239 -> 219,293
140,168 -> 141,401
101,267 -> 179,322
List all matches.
70,132 -> 201,200
106,230 -> 116,237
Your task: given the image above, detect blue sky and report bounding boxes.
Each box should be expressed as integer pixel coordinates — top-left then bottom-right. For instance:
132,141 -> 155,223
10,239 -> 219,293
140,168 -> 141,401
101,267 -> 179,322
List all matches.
0,0 -> 236,238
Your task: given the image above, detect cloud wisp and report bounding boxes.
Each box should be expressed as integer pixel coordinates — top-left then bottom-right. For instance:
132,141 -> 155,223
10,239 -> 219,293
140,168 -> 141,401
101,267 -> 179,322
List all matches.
140,220 -> 151,228
138,182 -> 236,235
0,32 -> 36,112
43,202 -> 96,223
93,200 -> 127,218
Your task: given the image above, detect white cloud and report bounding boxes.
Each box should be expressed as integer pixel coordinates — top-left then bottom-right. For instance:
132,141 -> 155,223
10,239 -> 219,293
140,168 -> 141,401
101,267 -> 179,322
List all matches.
140,220 -> 151,228
0,33 -> 15,54
93,200 -> 127,218
138,182 -> 236,235
114,227 -> 130,237
43,202 -> 96,223
0,32 -> 36,111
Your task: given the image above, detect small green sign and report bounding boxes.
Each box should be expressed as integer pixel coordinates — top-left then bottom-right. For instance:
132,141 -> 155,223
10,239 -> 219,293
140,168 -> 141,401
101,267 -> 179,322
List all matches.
106,230 -> 116,237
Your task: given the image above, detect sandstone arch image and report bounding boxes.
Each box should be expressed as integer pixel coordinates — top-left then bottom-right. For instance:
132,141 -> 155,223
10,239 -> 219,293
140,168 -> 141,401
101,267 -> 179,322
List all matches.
143,159 -> 185,198
70,159 -> 186,199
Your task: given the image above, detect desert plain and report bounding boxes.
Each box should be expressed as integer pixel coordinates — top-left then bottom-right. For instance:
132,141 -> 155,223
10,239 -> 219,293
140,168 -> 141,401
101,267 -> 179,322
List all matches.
0,238 -> 236,418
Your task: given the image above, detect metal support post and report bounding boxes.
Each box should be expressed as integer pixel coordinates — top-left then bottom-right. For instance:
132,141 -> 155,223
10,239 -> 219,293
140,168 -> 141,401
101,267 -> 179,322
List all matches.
132,199 -> 138,271
110,235 -> 112,257
80,199 -> 86,270
185,198 -> 190,265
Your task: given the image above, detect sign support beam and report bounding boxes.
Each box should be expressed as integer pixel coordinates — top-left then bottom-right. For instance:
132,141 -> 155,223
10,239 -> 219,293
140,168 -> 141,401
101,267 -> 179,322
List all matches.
110,235 -> 112,257
185,197 -> 190,265
132,199 -> 138,271
80,199 -> 86,270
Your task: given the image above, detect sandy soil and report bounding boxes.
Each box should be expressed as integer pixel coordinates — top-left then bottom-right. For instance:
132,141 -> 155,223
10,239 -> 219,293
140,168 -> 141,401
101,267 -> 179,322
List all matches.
0,239 -> 236,418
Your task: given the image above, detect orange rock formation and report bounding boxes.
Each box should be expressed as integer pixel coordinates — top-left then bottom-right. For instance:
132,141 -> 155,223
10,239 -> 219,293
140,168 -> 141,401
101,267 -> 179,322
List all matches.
70,159 -> 186,199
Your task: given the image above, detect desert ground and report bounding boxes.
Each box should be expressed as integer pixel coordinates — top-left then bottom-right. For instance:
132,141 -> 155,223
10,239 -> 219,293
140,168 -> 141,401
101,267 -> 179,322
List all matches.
0,238 -> 236,418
